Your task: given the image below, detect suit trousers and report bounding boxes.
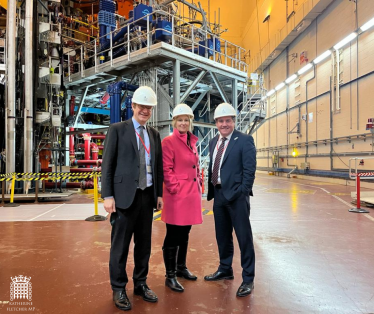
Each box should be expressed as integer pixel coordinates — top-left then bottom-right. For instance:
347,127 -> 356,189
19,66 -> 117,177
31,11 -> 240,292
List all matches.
213,186 -> 255,283
109,186 -> 154,291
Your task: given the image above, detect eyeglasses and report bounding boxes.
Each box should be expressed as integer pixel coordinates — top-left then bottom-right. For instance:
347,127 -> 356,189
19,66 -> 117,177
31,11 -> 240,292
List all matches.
138,105 -> 153,111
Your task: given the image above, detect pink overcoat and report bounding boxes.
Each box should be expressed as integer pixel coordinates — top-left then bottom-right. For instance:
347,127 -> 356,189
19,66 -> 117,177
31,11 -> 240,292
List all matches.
161,129 -> 203,226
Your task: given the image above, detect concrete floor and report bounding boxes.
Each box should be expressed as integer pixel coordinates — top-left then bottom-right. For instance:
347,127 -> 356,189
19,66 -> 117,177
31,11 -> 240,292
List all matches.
1,174 -> 374,313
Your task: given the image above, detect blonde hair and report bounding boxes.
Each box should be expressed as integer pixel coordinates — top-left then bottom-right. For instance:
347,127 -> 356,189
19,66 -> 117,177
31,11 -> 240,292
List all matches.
172,115 -> 194,133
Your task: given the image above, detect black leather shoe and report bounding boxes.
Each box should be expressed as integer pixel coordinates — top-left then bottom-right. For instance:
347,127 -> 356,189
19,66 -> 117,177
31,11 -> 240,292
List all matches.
165,277 -> 184,292
134,284 -> 158,303
113,290 -> 131,311
177,268 -> 197,280
204,270 -> 234,281
236,282 -> 254,297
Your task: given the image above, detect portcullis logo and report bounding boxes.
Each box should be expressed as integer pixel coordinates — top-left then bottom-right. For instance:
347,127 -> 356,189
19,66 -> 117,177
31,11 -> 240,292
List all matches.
10,275 -> 32,301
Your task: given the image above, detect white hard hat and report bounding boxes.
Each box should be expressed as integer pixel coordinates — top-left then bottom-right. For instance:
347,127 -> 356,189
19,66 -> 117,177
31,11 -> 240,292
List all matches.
132,86 -> 157,106
214,103 -> 237,119
172,104 -> 194,118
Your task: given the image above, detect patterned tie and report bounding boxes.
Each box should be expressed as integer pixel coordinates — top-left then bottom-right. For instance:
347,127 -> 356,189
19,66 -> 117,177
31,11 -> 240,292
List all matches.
212,137 -> 227,186
138,126 -> 147,190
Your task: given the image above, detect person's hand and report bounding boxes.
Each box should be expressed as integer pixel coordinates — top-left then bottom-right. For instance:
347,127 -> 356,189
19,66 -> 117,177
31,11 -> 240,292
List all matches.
156,197 -> 163,211
104,198 -> 116,214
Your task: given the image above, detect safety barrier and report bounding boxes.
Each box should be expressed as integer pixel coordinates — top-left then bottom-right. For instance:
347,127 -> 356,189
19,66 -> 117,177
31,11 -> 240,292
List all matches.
0,172 -> 107,221
349,157 -> 374,213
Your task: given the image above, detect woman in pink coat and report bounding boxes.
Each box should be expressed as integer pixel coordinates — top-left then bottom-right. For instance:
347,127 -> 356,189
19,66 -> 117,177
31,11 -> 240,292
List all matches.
161,103 -> 203,293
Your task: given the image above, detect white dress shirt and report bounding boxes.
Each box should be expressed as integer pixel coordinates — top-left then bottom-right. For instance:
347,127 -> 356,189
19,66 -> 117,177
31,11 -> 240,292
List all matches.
132,117 -> 153,187
212,131 -> 234,184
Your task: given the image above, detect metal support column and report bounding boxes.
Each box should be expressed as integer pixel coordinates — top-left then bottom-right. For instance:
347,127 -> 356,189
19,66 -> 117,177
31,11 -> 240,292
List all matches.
6,0 -> 17,186
173,59 -> 180,106
232,79 -> 238,127
24,0 -> 34,193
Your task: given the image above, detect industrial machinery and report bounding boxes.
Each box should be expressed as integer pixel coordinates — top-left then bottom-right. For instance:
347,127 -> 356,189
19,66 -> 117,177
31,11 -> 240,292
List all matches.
1,0 -> 264,195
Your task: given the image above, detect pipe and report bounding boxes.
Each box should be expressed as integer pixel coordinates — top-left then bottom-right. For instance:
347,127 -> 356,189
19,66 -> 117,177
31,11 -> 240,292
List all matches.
69,97 -> 76,163
330,71 -> 334,171
40,167 -> 101,173
70,167 -> 101,172
72,159 -> 102,166
100,92 -> 110,104
77,134 -> 106,139
305,66 -> 316,163
356,0 -> 359,131
70,96 -> 75,116
91,142 -> 99,160
107,82 -> 138,124
24,0 -> 34,192
286,47 -> 295,167
6,0 -> 17,182
91,134 -> 106,140
44,182 -> 83,189
100,23 -> 133,52
82,133 -> 91,160
124,96 -> 133,121
110,93 -> 122,124
69,127 -> 75,161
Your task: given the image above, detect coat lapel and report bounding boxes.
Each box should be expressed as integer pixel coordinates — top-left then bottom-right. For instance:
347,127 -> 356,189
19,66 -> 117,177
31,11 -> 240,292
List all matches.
127,119 -> 139,160
221,130 -> 239,166
148,126 -> 156,170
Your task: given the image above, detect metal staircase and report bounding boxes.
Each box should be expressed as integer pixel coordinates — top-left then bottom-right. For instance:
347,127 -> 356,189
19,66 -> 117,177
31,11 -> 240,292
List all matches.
197,82 -> 267,191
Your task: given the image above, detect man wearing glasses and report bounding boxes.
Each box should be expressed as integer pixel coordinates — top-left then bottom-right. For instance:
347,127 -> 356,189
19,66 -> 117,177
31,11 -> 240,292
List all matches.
101,86 -> 164,311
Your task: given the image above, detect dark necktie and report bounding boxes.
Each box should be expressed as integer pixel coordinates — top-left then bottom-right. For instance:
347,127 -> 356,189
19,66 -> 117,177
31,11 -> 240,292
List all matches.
138,126 -> 147,190
212,137 -> 227,186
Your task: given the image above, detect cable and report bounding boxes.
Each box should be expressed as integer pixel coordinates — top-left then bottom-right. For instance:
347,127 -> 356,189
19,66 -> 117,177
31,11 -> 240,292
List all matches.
332,148 -> 349,168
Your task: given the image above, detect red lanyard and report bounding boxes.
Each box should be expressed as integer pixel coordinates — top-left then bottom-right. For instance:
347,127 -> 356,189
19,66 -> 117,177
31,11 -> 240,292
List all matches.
135,129 -> 150,156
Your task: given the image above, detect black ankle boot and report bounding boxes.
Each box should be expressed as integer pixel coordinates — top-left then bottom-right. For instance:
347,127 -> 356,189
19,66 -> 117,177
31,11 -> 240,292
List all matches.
176,241 -> 197,280
163,247 -> 184,292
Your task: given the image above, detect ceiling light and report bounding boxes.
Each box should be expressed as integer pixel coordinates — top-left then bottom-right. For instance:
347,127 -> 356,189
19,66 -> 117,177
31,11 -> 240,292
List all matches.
285,74 -> 297,84
296,21 -> 304,32
266,89 -> 275,97
333,32 -> 357,50
313,50 -> 332,64
275,82 -> 285,91
297,63 -> 313,75
360,17 -> 374,31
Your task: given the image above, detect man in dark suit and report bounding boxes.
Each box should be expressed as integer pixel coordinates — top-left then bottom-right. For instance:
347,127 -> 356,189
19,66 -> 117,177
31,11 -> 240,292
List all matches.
101,86 -> 164,311
204,102 -> 256,297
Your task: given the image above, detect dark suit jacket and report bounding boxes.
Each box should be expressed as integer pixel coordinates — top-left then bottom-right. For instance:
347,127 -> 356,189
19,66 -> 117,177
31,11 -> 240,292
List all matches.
101,119 -> 163,209
207,129 -> 256,202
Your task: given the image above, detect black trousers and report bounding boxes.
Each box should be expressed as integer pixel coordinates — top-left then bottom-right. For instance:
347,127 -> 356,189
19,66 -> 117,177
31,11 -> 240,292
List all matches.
163,224 -> 192,248
213,186 -> 255,283
109,186 -> 154,291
